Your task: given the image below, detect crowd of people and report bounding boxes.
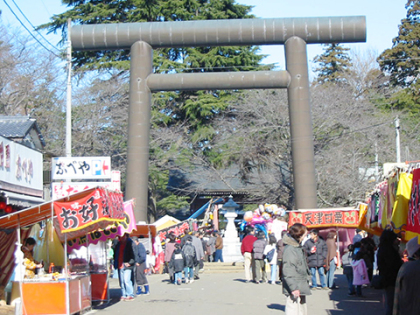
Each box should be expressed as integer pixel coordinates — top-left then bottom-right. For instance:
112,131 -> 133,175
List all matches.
238,224 -> 419,315
163,229 -> 224,285
110,224 -> 419,314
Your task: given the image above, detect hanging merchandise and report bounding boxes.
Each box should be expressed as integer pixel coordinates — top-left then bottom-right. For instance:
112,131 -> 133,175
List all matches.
390,172 -> 413,233
406,168 -> 420,240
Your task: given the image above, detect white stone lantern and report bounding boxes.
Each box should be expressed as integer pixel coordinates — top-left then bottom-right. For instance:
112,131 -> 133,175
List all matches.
221,196 -> 244,263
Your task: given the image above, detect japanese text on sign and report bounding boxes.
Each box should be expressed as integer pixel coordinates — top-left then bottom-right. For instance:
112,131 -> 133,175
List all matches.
288,210 -> 359,228
52,156 -> 111,180
54,188 -> 125,233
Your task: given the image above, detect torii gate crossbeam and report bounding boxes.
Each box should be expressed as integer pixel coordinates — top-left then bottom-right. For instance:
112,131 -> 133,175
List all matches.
71,16 -> 366,222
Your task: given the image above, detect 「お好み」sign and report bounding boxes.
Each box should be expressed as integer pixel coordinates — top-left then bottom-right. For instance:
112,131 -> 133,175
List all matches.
54,188 -> 125,233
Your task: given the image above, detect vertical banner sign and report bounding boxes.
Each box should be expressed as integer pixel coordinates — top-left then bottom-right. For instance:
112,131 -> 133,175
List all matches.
407,168 -> 420,235
54,188 -> 125,233
288,209 -> 359,228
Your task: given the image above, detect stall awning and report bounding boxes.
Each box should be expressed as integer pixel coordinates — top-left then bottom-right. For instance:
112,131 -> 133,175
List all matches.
0,187 -> 110,230
4,191 -> 45,208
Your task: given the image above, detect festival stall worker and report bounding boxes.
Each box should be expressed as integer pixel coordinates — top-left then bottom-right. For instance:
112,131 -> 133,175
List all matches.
21,237 -> 43,279
282,223 -> 311,315
113,233 -> 135,301
325,231 -> 339,289
392,235 -> 420,315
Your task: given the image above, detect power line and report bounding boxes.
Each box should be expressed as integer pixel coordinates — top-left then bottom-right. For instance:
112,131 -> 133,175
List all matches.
10,0 -> 61,52
2,0 -> 62,58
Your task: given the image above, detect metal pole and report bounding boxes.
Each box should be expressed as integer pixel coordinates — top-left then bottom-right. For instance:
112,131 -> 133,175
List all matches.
285,36 -> 317,209
66,19 -> 72,158
395,116 -> 401,163
125,41 -> 153,223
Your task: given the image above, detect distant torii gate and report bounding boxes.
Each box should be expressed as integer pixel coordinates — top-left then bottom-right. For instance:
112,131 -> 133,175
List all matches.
71,16 -> 366,222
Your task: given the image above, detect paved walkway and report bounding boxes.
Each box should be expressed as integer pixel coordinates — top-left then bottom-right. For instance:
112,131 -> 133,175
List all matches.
91,269 -> 386,315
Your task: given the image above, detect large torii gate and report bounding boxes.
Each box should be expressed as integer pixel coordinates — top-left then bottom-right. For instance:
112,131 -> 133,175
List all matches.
71,16 -> 366,222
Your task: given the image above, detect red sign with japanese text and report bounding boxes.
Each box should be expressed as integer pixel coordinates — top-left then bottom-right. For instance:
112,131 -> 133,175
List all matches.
157,221 -> 192,242
54,188 -> 125,233
288,209 -> 359,228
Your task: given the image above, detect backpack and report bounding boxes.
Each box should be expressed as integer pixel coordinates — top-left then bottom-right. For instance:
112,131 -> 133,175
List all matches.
266,248 -> 275,262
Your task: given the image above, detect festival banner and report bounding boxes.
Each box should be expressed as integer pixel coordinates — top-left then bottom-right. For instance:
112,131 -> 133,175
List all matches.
65,200 -> 137,252
54,188 -> 125,233
288,209 -> 359,228
157,221 -> 193,242
406,168 -> 420,239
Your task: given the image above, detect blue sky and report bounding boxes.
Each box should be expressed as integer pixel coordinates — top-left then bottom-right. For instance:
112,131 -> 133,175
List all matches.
1,0 -> 408,71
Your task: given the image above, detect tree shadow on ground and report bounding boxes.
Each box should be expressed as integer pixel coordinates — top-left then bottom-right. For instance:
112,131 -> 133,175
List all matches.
326,274 -> 384,315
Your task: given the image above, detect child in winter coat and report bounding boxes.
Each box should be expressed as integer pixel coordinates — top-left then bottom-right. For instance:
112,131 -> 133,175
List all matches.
182,236 -> 197,284
170,243 -> 185,285
264,234 -> 278,284
351,242 -> 370,297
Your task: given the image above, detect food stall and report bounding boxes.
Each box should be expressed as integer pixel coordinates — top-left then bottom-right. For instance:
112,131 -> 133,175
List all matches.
0,187 -> 125,315
288,207 -> 360,255
63,199 -> 137,302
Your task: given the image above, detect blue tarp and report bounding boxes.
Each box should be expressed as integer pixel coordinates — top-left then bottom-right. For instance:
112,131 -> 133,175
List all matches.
187,198 -> 223,219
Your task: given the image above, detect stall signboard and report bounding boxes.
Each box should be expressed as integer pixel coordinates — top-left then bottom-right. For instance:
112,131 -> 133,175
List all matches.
0,135 -> 43,195
52,156 -> 111,180
288,209 -> 359,228
66,200 -> 137,252
157,221 -> 192,242
54,188 -> 125,233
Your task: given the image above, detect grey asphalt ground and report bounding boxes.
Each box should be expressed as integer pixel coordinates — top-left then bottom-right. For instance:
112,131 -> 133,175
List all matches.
90,269 -> 385,315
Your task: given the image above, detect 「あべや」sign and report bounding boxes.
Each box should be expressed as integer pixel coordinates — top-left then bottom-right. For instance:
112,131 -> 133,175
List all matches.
54,188 -> 125,233
288,209 -> 359,228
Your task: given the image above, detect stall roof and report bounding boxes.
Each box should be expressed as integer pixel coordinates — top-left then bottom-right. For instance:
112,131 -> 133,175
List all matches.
131,224 -> 157,238
0,188 -> 100,230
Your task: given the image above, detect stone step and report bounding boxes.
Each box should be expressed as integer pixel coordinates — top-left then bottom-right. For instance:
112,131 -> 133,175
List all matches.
202,262 -> 244,273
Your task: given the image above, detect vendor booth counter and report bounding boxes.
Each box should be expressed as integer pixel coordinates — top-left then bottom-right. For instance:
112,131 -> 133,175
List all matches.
15,274 -> 91,315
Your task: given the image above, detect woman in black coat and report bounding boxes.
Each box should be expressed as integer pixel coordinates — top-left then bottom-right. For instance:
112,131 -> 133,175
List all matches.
377,229 -> 403,315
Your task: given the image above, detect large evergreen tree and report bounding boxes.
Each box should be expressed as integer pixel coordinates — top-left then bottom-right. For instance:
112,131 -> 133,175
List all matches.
377,0 -> 420,111
313,43 -> 352,85
39,0 -> 272,220
378,0 -> 420,88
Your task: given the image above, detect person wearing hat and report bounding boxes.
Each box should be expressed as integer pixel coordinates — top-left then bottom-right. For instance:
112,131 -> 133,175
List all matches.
393,236 -> 420,315
377,229 -> 403,315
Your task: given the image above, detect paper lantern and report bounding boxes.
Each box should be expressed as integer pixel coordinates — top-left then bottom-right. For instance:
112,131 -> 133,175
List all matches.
5,205 -> 13,213
0,201 -> 6,210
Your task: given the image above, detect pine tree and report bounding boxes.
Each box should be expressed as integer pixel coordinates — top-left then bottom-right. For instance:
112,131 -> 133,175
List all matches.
313,43 -> 352,85
378,0 -> 420,88
39,0 -> 273,220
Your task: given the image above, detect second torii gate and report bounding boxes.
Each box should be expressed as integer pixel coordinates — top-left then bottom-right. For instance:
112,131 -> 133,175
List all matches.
71,16 -> 366,222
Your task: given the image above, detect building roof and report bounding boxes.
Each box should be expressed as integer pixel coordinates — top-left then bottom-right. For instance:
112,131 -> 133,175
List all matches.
0,116 -> 45,150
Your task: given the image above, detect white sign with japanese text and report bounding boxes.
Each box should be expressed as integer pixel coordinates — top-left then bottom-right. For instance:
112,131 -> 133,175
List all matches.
51,157 -> 111,180
0,135 -> 43,194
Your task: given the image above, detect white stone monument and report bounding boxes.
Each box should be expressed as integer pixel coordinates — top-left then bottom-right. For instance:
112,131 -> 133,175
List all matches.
221,196 -> 244,263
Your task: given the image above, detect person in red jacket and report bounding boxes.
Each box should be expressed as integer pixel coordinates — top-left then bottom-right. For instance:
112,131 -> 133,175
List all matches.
241,226 -> 257,283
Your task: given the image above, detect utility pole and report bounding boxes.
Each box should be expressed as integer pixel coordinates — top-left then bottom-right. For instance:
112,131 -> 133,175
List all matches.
395,116 -> 401,163
375,141 -> 379,182
66,19 -> 72,158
